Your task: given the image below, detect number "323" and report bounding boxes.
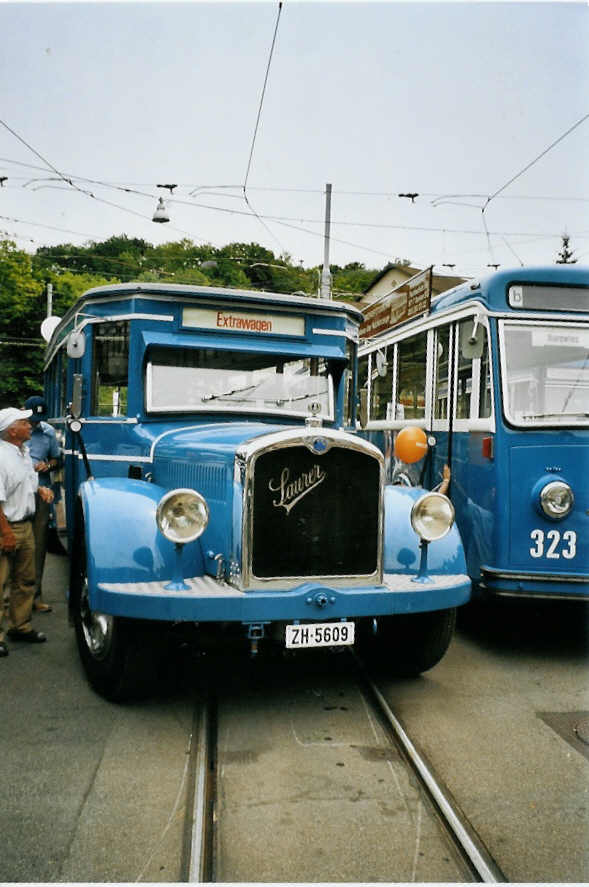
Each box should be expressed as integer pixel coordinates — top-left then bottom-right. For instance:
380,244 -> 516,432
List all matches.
529,529 -> 577,560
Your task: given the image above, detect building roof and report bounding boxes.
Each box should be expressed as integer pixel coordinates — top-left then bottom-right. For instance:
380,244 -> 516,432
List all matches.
362,263 -> 466,297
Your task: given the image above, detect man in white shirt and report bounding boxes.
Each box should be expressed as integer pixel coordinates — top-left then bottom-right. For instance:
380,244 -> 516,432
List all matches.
0,407 -> 54,657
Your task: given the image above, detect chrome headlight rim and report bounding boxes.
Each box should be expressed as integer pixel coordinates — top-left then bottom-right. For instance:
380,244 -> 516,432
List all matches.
156,488 -> 209,544
410,491 -> 455,543
539,480 -> 574,521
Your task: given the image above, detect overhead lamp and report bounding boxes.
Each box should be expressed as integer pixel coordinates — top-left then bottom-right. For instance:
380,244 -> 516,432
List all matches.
152,196 -> 170,223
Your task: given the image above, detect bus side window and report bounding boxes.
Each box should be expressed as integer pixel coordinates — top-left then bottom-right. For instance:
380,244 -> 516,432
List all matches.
397,332 -> 427,420
343,339 -> 355,426
357,354 -> 369,424
478,331 -> 492,418
370,345 -> 394,420
457,320 -> 473,418
434,326 -> 451,419
457,318 -> 492,419
91,320 -> 130,417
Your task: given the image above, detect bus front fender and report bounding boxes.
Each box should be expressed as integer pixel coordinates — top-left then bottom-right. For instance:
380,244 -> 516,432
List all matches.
75,478 -> 206,606
383,484 -> 468,576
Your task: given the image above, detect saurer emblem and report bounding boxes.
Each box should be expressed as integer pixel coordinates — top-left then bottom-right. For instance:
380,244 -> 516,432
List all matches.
269,465 -> 326,515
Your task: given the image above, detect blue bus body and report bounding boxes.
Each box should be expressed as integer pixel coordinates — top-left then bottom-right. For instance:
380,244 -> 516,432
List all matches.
43,282 -> 469,698
358,265 -> 589,601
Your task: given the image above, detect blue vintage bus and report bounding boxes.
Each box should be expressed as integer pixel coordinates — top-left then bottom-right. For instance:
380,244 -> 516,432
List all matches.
42,282 -> 470,698
358,265 -> 589,602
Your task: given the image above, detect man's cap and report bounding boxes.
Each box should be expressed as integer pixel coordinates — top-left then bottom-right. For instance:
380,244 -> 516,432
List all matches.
0,407 -> 33,434
23,395 -> 47,421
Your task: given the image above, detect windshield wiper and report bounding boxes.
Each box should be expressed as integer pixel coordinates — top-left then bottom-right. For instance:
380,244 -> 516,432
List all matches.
201,382 -> 258,402
271,390 -> 328,406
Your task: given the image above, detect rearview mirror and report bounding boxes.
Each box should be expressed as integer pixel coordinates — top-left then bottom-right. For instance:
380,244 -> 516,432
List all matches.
67,329 -> 86,359
460,317 -> 485,360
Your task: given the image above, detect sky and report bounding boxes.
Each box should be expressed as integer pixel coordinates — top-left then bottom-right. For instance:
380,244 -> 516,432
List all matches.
1,0 -> 588,281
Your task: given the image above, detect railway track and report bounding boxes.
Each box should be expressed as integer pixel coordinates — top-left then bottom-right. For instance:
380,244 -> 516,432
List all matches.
181,650 -> 505,883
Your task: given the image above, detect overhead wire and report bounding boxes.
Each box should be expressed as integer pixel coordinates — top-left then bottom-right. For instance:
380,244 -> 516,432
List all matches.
482,111 -> 589,213
2,108 -> 587,270
0,119 -> 203,241
242,1 -> 288,255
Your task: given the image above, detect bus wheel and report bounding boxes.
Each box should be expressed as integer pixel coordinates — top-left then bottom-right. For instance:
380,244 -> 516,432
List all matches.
72,532 -> 158,701
361,608 -> 456,676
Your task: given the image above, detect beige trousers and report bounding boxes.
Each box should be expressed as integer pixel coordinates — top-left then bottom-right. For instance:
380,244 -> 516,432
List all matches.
0,521 -> 36,641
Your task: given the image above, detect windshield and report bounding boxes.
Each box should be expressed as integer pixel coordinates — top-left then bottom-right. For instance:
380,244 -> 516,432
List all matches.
145,346 -> 334,420
501,321 -> 589,427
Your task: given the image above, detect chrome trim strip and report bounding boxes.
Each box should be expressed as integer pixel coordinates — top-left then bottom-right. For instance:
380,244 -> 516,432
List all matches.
482,568 -> 588,584
493,589 -> 589,601
64,451 -> 152,463
312,327 -> 358,341
79,417 -> 138,425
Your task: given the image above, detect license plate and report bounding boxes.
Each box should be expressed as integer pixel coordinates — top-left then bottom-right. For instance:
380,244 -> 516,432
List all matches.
285,621 -> 355,649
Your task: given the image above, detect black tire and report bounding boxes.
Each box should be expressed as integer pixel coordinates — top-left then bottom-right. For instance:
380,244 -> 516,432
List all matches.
71,525 -> 160,701
359,607 -> 456,676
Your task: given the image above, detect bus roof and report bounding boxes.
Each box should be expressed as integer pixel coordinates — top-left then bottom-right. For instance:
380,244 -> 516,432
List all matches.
62,280 -> 365,324
430,264 -> 589,316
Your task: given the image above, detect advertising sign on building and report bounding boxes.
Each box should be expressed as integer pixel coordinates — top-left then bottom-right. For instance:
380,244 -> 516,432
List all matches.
360,266 -> 433,339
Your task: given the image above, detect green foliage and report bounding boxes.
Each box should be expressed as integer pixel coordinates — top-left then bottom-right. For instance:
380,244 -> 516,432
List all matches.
0,242 -> 46,407
2,234 -> 387,407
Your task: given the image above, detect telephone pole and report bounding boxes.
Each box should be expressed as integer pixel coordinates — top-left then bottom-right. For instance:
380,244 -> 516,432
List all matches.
320,183 -> 332,299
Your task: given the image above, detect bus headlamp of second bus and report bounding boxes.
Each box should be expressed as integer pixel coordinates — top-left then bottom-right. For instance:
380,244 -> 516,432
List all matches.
156,488 -> 210,543
538,480 -> 574,521
410,492 -> 455,542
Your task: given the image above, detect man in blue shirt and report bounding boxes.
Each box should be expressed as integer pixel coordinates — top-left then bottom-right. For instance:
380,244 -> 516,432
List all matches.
23,396 -> 61,613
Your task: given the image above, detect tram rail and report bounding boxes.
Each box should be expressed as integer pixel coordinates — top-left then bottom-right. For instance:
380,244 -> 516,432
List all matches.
185,695 -> 217,883
358,665 -> 506,883
183,652 -> 505,883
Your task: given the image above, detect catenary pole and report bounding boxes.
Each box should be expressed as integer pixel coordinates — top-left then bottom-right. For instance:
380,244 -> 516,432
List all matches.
320,183 -> 332,299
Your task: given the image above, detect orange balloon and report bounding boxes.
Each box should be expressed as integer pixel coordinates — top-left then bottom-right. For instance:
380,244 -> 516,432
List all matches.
394,426 -> 428,464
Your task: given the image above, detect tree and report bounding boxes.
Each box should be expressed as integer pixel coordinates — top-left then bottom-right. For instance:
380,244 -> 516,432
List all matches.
0,242 -> 45,406
556,233 -> 576,264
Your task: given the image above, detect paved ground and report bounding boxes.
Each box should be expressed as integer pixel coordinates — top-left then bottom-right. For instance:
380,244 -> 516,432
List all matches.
2,551 -> 588,882
214,655 -> 473,883
1,551 -> 195,883
384,598 -> 589,882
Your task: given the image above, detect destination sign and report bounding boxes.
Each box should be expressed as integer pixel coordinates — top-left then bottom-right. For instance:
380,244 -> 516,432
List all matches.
182,307 -> 305,336
360,267 -> 432,339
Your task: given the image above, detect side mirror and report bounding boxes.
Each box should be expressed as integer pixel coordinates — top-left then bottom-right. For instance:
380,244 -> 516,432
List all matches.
460,318 -> 485,360
71,374 -> 83,420
375,350 -> 388,377
358,389 -> 368,428
67,329 -> 86,359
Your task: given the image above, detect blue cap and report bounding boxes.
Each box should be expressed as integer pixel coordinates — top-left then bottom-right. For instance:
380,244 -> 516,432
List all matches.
23,395 -> 47,421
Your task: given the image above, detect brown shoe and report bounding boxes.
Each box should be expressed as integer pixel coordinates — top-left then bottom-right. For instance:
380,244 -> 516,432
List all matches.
33,601 -> 52,613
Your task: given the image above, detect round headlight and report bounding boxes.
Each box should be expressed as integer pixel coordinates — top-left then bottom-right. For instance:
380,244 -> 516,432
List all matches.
156,489 -> 209,543
540,481 -> 574,520
411,492 -> 455,542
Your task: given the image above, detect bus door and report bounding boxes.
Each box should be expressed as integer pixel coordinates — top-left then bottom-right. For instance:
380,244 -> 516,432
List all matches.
431,315 -> 496,582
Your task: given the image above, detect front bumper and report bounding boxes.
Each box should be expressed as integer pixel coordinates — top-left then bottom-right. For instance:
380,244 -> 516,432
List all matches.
95,573 -> 471,622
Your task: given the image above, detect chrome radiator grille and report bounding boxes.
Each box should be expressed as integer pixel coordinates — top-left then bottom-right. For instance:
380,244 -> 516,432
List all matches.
249,443 -> 381,580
